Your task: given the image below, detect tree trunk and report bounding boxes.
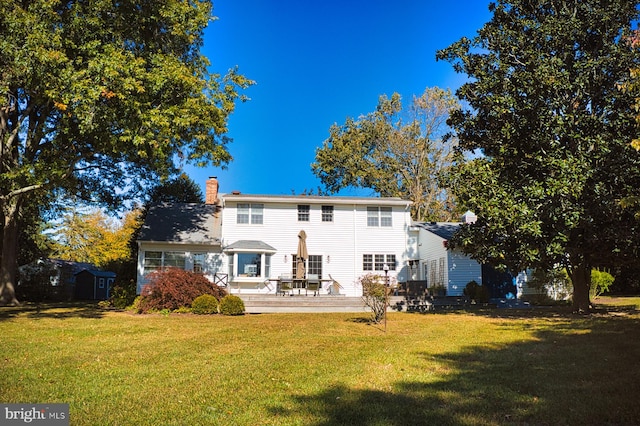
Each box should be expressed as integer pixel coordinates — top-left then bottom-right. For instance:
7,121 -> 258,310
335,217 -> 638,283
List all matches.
0,198 -> 21,306
568,260 -> 591,314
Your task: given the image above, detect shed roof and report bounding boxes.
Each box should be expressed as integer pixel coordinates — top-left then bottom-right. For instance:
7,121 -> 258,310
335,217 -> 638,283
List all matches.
76,270 -> 116,278
138,203 -> 221,245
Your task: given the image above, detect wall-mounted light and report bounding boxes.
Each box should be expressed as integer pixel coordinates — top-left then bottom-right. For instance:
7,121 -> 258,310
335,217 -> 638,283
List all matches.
327,255 -> 330,263
284,254 -> 288,263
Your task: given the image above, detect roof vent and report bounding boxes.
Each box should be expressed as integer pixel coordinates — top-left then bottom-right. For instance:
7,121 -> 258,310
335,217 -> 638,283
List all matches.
231,190 -> 241,195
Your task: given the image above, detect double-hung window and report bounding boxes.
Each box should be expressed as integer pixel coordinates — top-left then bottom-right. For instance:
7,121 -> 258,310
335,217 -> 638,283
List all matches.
143,251 -> 186,275
362,254 -> 397,271
322,205 -> 333,222
164,252 -> 186,269
298,205 -> 310,222
143,251 -> 163,274
367,206 -> 392,227
193,253 -> 205,273
237,203 -> 263,224
363,254 -> 373,271
374,254 -> 385,271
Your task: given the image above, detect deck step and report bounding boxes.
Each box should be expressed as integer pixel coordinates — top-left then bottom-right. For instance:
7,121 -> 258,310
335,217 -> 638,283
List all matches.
238,295 -> 370,313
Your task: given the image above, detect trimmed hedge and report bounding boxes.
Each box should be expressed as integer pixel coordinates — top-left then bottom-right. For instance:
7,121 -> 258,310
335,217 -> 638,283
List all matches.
219,295 -> 245,316
191,294 -> 219,314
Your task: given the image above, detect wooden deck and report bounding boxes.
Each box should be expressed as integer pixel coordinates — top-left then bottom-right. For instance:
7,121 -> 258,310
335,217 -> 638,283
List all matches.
239,294 -> 372,313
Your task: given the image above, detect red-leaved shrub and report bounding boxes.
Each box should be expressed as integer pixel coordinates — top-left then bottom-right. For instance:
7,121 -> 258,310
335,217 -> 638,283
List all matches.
138,268 -> 227,313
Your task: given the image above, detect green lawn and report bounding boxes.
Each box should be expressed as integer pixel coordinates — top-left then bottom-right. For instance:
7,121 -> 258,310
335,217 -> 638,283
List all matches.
1,299 -> 640,425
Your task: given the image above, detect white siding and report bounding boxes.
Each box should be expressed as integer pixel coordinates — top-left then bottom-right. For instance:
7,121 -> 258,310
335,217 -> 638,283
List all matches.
417,229 -> 448,286
221,197 -> 412,297
447,250 -> 482,296
416,228 -> 482,296
136,242 -> 222,294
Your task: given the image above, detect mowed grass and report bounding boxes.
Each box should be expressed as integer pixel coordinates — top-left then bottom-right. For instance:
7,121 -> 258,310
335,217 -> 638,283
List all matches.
1,299 -> 640,425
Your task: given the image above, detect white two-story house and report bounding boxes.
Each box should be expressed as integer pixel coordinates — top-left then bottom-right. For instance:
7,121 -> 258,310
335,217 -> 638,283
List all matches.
137,177 -> 414,297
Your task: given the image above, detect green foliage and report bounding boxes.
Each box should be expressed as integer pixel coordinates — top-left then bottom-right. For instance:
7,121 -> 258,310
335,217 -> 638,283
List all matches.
218,295 -> 245,316
463,281 -> 490,303
15,198 -> 56,266
108,279 -> 138,309
138,268 -> 227,313
191,294 -> 219,315
359,273 -> 389,324
312,87 -> 461,221
590,270 -> 614,299
0,0 -> 253,304
130,296 -> 144,313
436,0 -> 640,312
147,173 -> 204,205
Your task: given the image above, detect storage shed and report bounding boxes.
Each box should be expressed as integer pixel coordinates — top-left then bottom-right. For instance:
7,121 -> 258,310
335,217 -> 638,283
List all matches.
74,270 -> 116,300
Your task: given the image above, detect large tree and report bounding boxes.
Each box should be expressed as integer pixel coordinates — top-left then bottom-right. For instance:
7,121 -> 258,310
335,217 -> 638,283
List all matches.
312,87 -> 461,221
436,0 -> 640,312
146,173 -> 204,205
0,1 -> 252,305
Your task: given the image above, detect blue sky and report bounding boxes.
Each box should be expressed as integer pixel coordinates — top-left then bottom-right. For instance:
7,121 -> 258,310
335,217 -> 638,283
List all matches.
186,1 -> 492,197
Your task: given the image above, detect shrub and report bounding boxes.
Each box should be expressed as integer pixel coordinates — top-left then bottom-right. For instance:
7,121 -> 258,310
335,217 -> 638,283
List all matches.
359,273 -> 389,324
109,279 -> 137,309
463,280 -> 490,303
590,269 -> 614,299
219,295 -> 245,316
130,296 -> 144,313
463,280 -> 479,299
191,294 -> 219,314
138,268 -> 227,313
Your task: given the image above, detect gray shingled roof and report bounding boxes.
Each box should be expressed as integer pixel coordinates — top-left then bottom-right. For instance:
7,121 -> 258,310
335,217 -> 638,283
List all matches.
414,222 -> 461,240
224,240 -> 277,252
138,203 -> 221,245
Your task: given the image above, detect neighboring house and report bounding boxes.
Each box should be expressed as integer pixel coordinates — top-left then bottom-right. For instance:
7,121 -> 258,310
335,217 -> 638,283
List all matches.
18,258 -> 114,300
411,211 -> 517,298
75,270 -> 116,300
137,177 -> 415,297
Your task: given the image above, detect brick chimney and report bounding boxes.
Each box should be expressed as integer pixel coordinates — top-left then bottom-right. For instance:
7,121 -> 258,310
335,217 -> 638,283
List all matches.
205,176 -> 219,204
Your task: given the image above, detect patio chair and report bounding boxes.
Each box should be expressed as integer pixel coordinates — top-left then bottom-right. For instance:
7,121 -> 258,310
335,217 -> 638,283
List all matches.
306,274 -> 320,296
279,274 -> 293,296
